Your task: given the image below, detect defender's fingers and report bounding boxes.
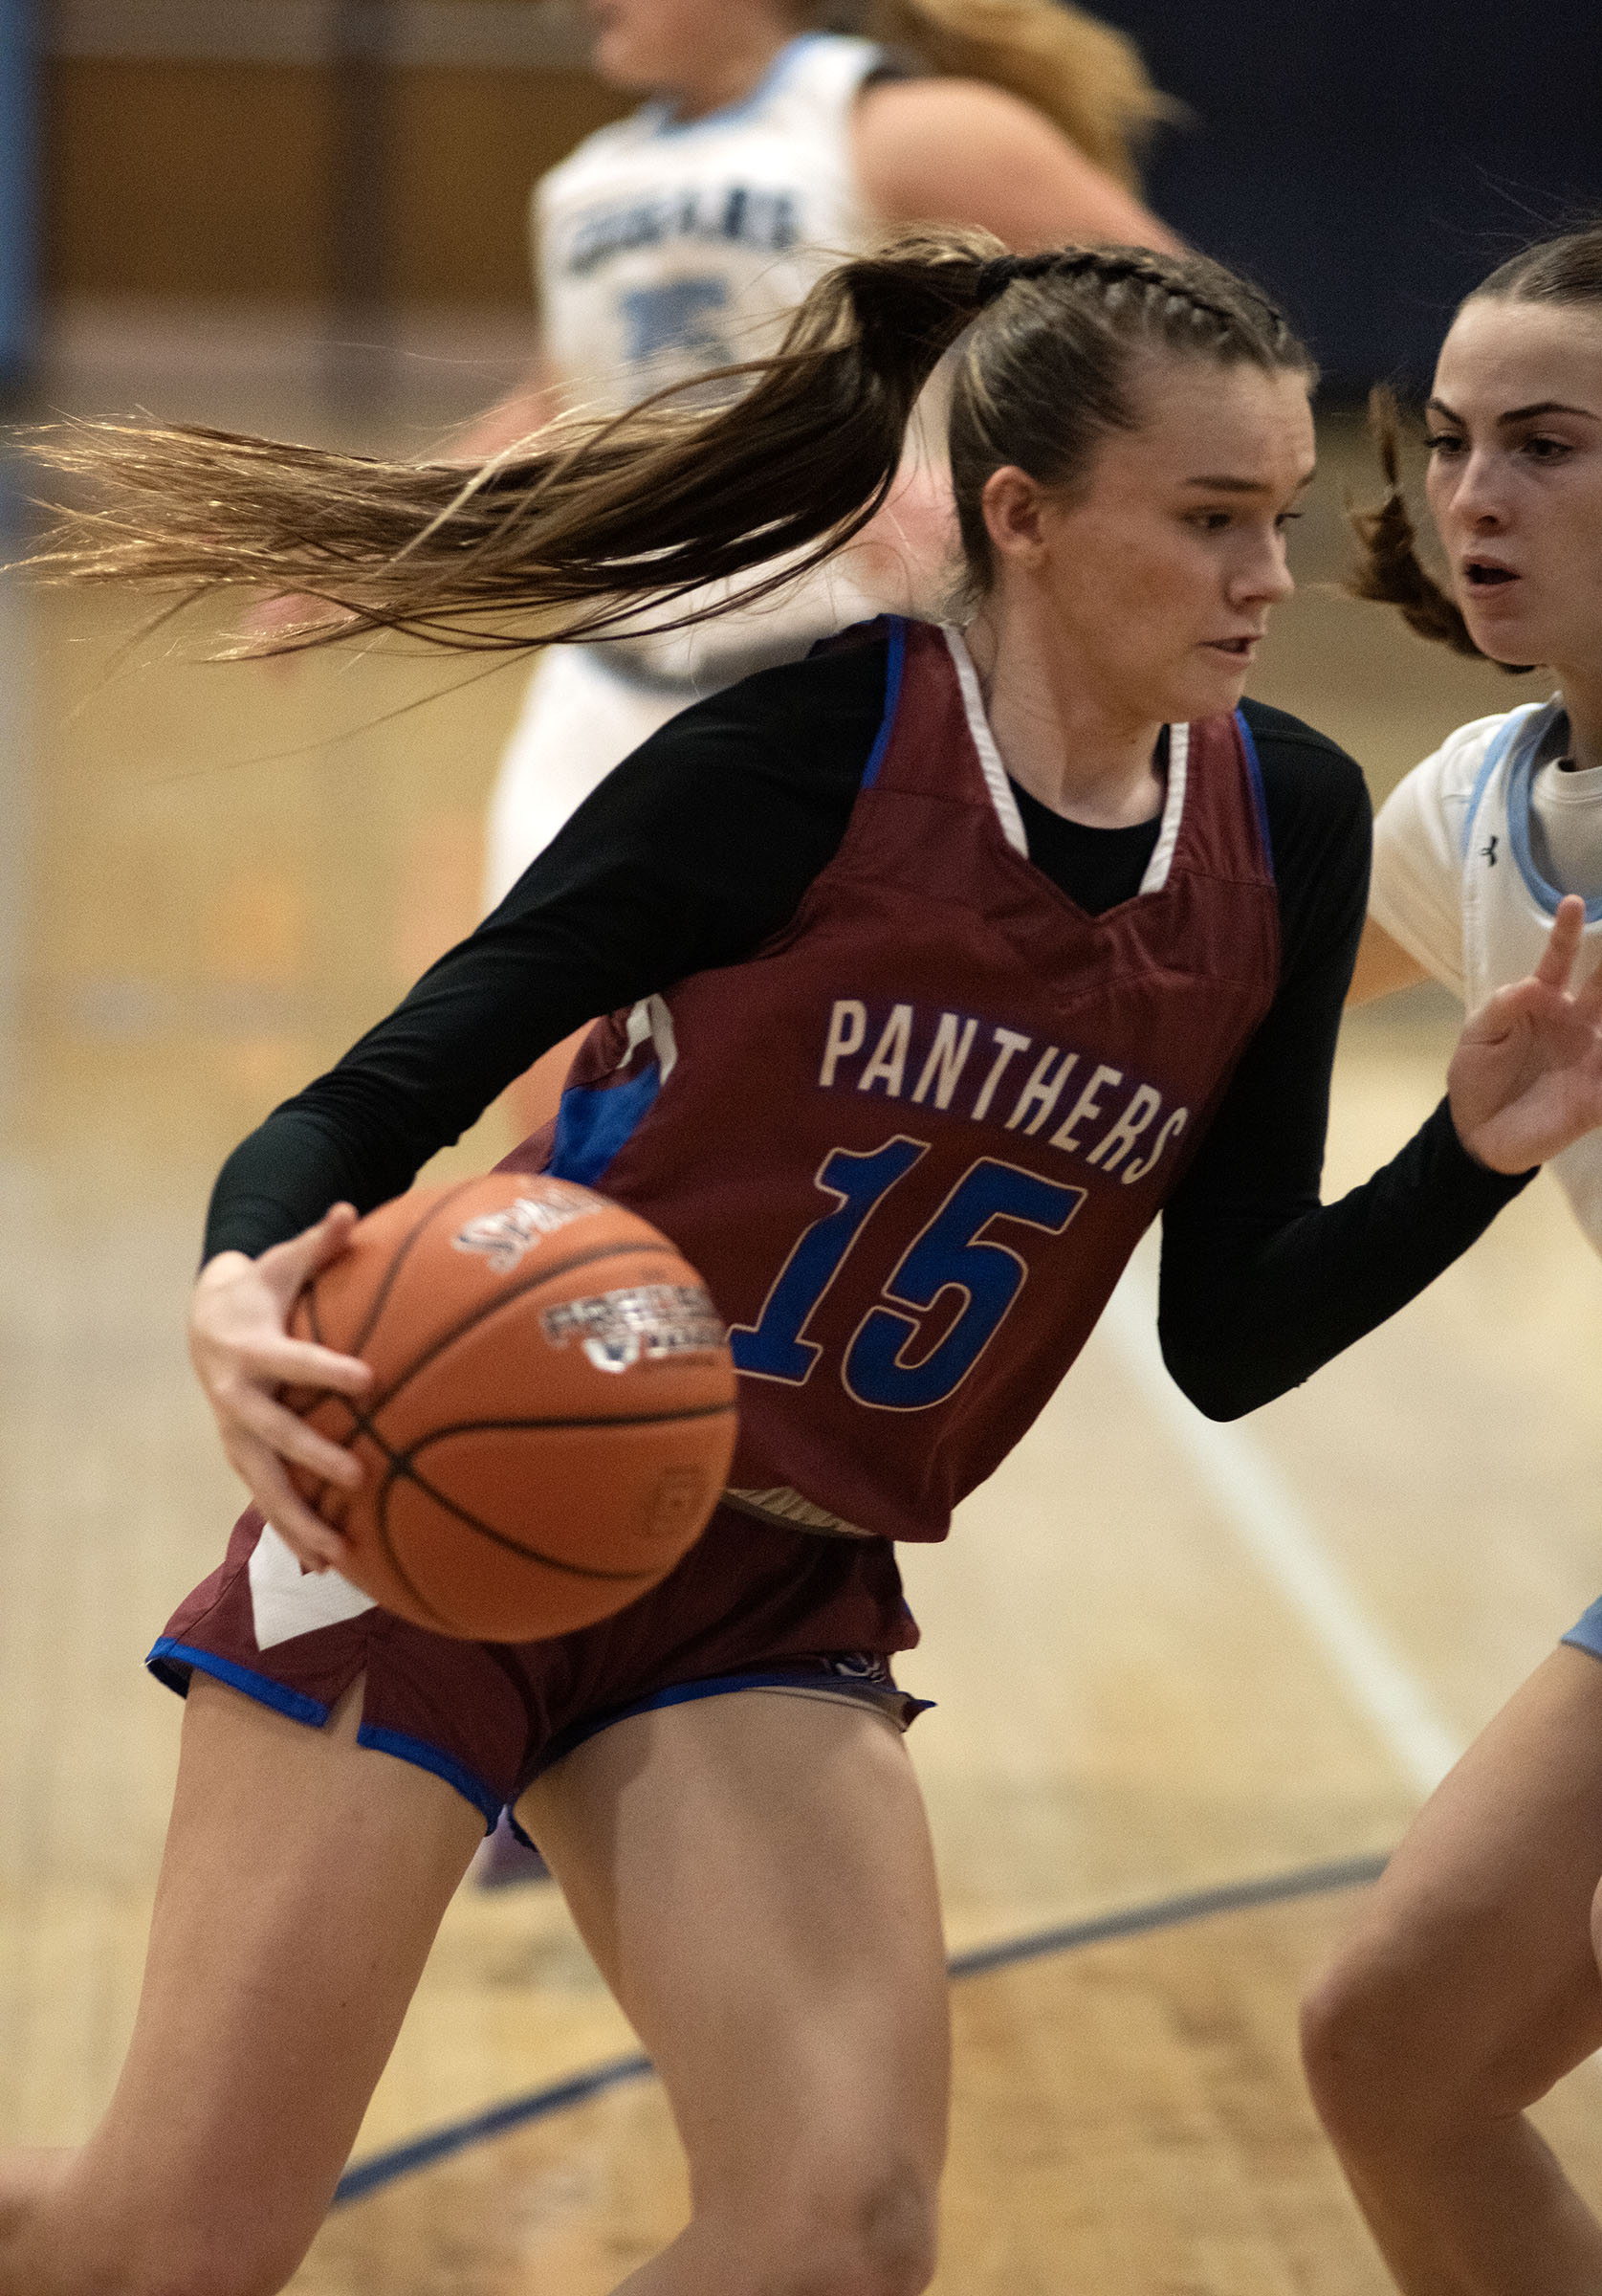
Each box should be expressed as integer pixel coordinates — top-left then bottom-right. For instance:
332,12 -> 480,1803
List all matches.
1534,895 -> 1587,990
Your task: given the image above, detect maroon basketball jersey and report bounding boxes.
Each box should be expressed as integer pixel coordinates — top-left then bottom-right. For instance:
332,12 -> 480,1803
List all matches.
511,618 -> 1280,1543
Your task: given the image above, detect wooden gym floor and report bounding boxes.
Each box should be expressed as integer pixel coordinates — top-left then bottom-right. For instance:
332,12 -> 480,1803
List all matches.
3,330 -> 1602,2291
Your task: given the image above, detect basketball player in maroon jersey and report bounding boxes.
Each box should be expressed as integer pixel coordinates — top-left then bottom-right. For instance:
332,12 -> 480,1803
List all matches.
8,234 -> 1602,2296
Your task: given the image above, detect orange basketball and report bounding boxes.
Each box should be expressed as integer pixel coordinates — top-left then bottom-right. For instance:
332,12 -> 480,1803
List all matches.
284,1173 -> 738,1641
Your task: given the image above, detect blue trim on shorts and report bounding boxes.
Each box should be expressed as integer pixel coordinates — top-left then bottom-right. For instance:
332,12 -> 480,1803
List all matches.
146,1638 -> 329,1728
357,1723 -> 504,1830
1561,1596 -> 1602,1664
526,1664 -> 933,1786
859,615 -> 907,790
145,1645 -> 925,1842
146,1637 -> 505,1834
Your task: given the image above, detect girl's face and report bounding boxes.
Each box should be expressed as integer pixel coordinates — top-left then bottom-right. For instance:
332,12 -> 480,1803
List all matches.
583,0 -> 792,95
1426,298 -> 1602,675
986,357 -> 1314,728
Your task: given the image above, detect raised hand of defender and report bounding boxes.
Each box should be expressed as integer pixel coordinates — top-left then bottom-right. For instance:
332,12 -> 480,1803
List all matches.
1448,895 -> 1602,1173
188,1203 -> 373,1572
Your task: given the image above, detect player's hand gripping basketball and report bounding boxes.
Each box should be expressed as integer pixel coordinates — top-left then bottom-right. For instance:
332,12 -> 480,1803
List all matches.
1448,895 -> 1602,1173
189,1203 -> 373,1572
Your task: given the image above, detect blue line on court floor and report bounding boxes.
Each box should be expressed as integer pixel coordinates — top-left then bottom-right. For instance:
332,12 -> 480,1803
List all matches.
332,1848 -> 1389,2209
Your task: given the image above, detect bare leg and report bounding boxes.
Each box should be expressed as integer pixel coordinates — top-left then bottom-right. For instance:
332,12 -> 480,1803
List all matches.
522,1690 -> 951,2296
1302,1645 -> 1602,2293
0,1674 -> 482,2296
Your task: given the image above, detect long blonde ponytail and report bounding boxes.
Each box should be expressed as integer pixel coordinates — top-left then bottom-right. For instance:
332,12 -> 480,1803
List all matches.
29,232 -> 1001,652
28,234 -> 1308,656
853,0 -> 1176,189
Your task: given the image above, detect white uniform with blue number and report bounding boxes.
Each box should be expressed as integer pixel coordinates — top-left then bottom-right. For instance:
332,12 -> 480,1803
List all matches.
484,34 -> 890,908
1371,698 -> 1602,1252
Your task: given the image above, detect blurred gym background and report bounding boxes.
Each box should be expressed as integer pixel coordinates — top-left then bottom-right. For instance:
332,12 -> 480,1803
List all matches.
2,0 -> 1599,416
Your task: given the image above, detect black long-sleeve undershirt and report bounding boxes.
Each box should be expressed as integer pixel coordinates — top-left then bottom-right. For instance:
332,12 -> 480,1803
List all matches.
206,633 -> 1530,1421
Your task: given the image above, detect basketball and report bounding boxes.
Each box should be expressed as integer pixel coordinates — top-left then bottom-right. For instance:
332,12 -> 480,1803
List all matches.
283,1173 -> 738,1641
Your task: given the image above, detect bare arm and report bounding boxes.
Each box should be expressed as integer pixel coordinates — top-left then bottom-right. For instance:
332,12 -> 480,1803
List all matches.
1346,915 -> 1431,1008
852,78 -> 1182,255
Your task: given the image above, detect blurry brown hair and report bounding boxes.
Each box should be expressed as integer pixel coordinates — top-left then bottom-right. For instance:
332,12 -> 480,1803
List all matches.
1348,223 -> 1602,668
847,0 -> 1177,190
1346,385 -> 1485,660
31,232 -> 1310,653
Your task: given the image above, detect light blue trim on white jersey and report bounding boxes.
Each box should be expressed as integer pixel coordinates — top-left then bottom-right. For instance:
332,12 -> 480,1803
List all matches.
1463,698 -> 1599,922
1459,704 -> 1541,863
644,33 -> 867,140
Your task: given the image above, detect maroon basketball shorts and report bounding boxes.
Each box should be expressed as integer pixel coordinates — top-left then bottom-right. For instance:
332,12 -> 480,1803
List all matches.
147,1503 -> 928,1829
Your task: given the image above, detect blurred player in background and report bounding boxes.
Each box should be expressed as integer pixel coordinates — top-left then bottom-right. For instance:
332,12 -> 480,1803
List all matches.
465,0 -> 1182,948
1301,223 -> 1602,2294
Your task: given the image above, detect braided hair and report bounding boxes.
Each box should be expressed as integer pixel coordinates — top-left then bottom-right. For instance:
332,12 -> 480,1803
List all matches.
948,240 -> 1313,585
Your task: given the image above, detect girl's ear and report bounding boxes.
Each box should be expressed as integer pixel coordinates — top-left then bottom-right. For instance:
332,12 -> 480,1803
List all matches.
980,467 -> 1050,565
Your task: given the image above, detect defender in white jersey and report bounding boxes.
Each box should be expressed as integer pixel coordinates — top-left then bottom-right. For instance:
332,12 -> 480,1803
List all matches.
466,0 -> 1181,920
1302,226 -> 1602,2296
483,28 -> 893,900
1368,696 -> 1602,1247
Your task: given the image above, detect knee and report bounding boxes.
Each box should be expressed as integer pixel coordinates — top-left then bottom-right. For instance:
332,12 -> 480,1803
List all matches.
1300,1947 -> 1436,2152
95,2225 -> 310,2296
1299,1911 -> 1545,2165
724,2160 -> 939,2296
835,2164 -> 939,2296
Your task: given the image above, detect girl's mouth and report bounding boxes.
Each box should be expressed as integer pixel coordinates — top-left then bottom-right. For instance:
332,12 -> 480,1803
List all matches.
1464,561 -> 1517,588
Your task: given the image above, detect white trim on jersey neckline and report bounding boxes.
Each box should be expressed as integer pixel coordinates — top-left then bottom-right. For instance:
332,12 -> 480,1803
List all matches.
941,627 -> 1029,858
1139,726 -> 1188,896
940,625 -> 1187,892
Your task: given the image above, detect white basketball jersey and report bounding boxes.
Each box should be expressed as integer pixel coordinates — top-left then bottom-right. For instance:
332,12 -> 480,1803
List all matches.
1372,699 -> 1602,1253
531,35 -> 889,686
537,33 -> 884,411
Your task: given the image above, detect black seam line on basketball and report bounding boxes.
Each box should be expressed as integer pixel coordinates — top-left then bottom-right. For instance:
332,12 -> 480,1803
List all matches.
375,1451 -> 670,1581
296,1179 -> 480,1372
371,1468 -> 457,1629
351,1179 -> 491,1359
357,1239 -> 690,1422
330,1395 -> 735,1578
329,1850 -> 1391,2209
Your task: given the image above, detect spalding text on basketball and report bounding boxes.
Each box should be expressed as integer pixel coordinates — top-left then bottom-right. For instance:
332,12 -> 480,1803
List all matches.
451,1183 -> 603,1274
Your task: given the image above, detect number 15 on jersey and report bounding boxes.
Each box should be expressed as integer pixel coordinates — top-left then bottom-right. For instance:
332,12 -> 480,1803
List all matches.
730,1137 -> 1086,1412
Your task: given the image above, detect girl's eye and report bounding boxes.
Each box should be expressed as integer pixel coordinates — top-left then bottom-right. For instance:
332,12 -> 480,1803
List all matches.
1275,510 -> 1305,531
1520,434 -> 1572,461
1190,511 -> 1233,532
1423,431 -> 1466,455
